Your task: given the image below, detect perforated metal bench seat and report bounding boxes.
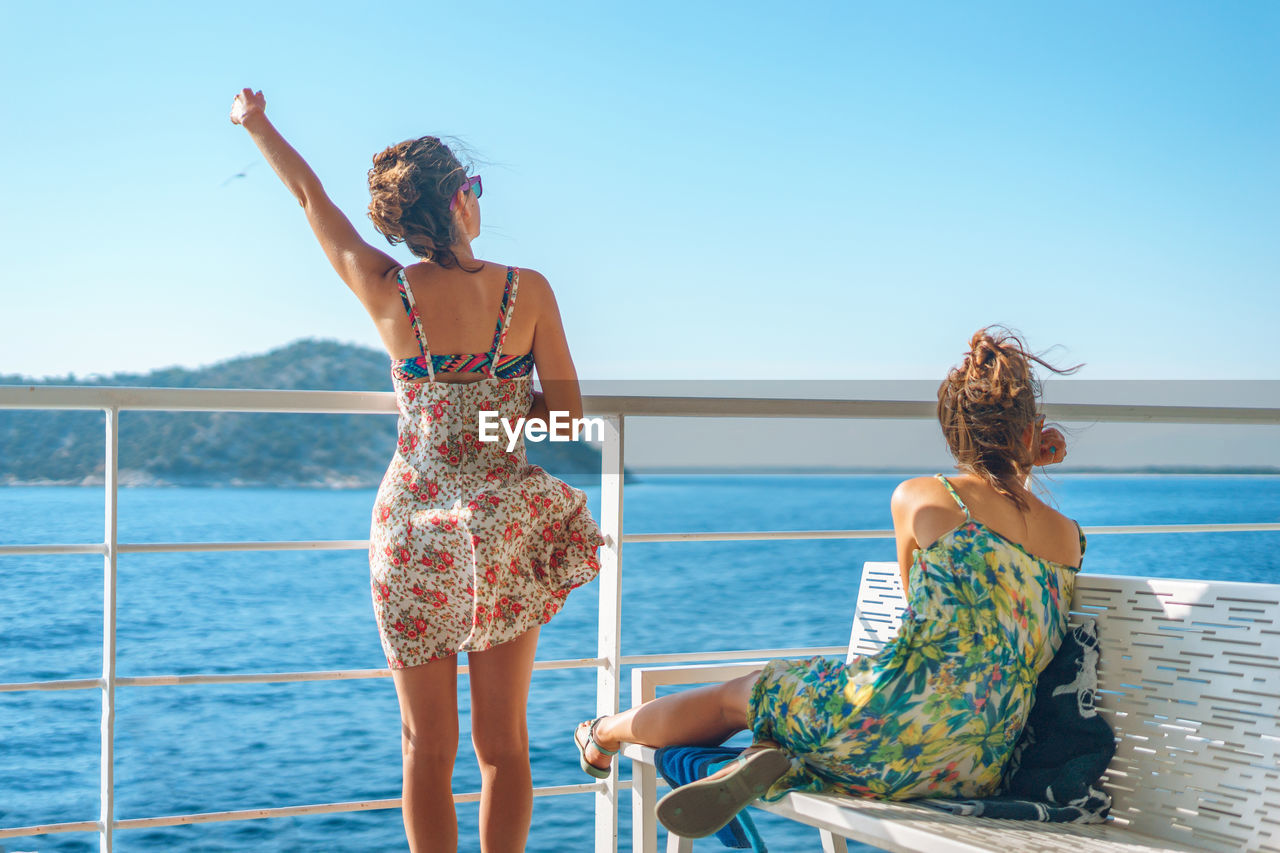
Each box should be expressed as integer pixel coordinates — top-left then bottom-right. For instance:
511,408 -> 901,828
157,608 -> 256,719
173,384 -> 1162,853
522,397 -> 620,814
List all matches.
625,565 -> 1280,853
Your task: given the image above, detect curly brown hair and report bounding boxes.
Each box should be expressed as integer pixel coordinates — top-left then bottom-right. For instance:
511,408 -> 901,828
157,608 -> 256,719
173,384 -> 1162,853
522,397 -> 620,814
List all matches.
367,136 -> 479,271
936,326 -> 1079,510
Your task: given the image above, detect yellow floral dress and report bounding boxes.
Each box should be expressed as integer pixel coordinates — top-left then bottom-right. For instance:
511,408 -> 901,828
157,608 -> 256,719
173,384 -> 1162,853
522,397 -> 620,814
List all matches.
748,474 -> 1083,801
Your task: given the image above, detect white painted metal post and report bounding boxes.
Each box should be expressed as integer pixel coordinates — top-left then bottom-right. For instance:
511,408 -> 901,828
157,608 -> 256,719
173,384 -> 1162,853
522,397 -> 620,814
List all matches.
595,415 -> 624,853
100,407 -> 119,852
631,668 -> 659,853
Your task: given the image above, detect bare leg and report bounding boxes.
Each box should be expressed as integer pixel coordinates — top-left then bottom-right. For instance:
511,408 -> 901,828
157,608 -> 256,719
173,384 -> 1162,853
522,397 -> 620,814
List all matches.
467,627 -> 540,853
392,656 -> 460,853
578,670 -> 761,773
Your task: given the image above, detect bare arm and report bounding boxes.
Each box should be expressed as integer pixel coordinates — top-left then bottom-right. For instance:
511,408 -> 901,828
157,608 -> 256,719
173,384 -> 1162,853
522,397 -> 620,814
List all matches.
229,89 -> 398,302
889,481 -> 921,594
527,272 -> 584,422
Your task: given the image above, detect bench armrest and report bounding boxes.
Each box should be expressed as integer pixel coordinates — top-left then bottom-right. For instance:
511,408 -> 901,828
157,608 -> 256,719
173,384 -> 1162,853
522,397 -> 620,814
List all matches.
630,661 -> 772,705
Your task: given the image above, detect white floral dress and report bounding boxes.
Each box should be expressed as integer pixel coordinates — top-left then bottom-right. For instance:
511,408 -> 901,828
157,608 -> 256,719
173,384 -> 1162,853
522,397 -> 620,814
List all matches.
368,266 -> 603,668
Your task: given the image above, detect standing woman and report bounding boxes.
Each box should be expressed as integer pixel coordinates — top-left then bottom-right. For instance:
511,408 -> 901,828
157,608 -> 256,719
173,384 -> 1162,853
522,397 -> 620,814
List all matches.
230,89 -> 603,853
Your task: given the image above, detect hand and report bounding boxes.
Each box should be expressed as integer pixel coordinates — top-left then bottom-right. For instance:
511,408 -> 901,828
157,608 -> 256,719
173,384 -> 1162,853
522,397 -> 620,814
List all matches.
1035,426 -> 1066,466
230,88 -> 266,127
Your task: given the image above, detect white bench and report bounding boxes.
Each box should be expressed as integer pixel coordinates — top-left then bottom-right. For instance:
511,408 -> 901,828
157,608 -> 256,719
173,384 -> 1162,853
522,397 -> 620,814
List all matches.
623,562 -> 1280,853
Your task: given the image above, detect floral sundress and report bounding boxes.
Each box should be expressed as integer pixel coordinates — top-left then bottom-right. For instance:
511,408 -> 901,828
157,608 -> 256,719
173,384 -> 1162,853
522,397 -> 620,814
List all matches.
368,266 -> 604,668
749,474 -> 1083,800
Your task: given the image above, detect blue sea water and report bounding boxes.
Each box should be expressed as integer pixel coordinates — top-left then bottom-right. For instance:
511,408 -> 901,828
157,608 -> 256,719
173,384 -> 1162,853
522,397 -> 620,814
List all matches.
1,475 -> 1279,852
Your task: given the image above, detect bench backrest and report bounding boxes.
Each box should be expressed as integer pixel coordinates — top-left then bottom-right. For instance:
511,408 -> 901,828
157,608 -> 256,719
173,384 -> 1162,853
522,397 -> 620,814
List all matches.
850,562 -> 1280,853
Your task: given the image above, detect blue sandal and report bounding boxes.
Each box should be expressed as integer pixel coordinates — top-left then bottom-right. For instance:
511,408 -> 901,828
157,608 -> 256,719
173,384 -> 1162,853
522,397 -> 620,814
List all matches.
574,717 -> 618,780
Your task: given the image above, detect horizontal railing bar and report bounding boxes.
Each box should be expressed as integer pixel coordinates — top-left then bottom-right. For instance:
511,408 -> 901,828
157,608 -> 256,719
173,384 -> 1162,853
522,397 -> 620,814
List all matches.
0,783 -> 618,838
621,647 -> 846,665
587,396 -> 1280,424
1,649 -> 839,693
0,820 -> 100,840
5,522 -> 1276,560
1,386 -> 1278,424
112,657 -> 607,687
0,543 -> 108,556
623,523 -> 1280,543
118,540 -> 369,554
0,386 -> 399,415
0,678 -> 103,693
625,530 -> 888,543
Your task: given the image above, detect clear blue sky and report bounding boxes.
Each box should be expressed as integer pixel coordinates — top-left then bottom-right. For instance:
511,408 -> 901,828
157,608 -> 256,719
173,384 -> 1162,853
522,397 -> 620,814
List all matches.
1,1 -> 1277,381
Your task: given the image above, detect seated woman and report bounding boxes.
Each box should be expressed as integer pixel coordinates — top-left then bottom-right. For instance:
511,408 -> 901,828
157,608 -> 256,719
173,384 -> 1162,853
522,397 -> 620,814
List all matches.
573,326 -> 1084,838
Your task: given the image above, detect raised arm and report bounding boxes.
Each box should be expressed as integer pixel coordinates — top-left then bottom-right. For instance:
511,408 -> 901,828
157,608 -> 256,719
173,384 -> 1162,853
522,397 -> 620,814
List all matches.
229,88 -> 398,302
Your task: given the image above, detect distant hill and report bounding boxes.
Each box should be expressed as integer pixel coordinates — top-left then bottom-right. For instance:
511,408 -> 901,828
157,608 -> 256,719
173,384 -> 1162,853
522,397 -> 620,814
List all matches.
0,339 -> 607,487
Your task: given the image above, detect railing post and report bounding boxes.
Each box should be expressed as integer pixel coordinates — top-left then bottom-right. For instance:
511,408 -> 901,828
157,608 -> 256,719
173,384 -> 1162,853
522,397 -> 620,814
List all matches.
100,407 -> 119,852
595,415 -> 624,853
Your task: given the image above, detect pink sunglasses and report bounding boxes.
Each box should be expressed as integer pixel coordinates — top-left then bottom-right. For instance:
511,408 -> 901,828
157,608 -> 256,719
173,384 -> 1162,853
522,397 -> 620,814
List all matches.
449,174 -> 483,211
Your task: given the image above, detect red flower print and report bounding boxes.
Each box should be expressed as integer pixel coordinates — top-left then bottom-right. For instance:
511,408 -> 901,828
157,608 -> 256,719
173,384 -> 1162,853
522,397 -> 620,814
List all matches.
379,505 -> 391,522
485,568 -> 497,584
428,482 -> 440,498
541,527 -> 555,542
398,548 -> 410,564
570,531 -> 582,543
412,585 -> 424,596
414,619 -> 427,632
468,500 -> 480,512
379,584 -> 390,600
433,591 -> 447,605
471,534 -> 481,548
448,455 -> 460,465
394,621 -> 406,633
432,402 -> 445,419
407,630 -> 418,639
488,496 -> 500,506
409,435 -> 418,450
440,553 -> 454,566
512,601 -> 522,614
437,442 -> 449,457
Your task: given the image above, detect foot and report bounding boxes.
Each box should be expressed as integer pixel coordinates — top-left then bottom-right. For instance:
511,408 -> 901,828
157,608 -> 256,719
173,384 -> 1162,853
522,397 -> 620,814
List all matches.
656,745 -> 790,839
575,718 -> 620,774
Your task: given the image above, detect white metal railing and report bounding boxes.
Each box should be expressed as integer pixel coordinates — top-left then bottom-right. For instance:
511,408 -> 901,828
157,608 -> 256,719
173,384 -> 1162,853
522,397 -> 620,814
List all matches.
0,385 -> 1278,852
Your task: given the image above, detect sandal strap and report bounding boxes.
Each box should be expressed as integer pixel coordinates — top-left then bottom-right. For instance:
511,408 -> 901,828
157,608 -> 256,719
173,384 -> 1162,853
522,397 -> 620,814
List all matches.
588,717 -> 619,756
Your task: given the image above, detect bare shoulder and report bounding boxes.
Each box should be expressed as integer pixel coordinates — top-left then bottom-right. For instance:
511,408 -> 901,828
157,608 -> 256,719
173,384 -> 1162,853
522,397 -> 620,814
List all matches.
891,476 -> 947,515
513,266 -> 551,294
508,266 -> 558,319
1032,499 -> 1084,557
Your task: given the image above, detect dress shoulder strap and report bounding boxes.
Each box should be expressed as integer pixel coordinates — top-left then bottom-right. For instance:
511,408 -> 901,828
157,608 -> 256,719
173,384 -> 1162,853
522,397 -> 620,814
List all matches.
396,268 -> 435,381
1075,520 -> 1087,558
934,474 -> 972,521
487,267 -> 521,374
